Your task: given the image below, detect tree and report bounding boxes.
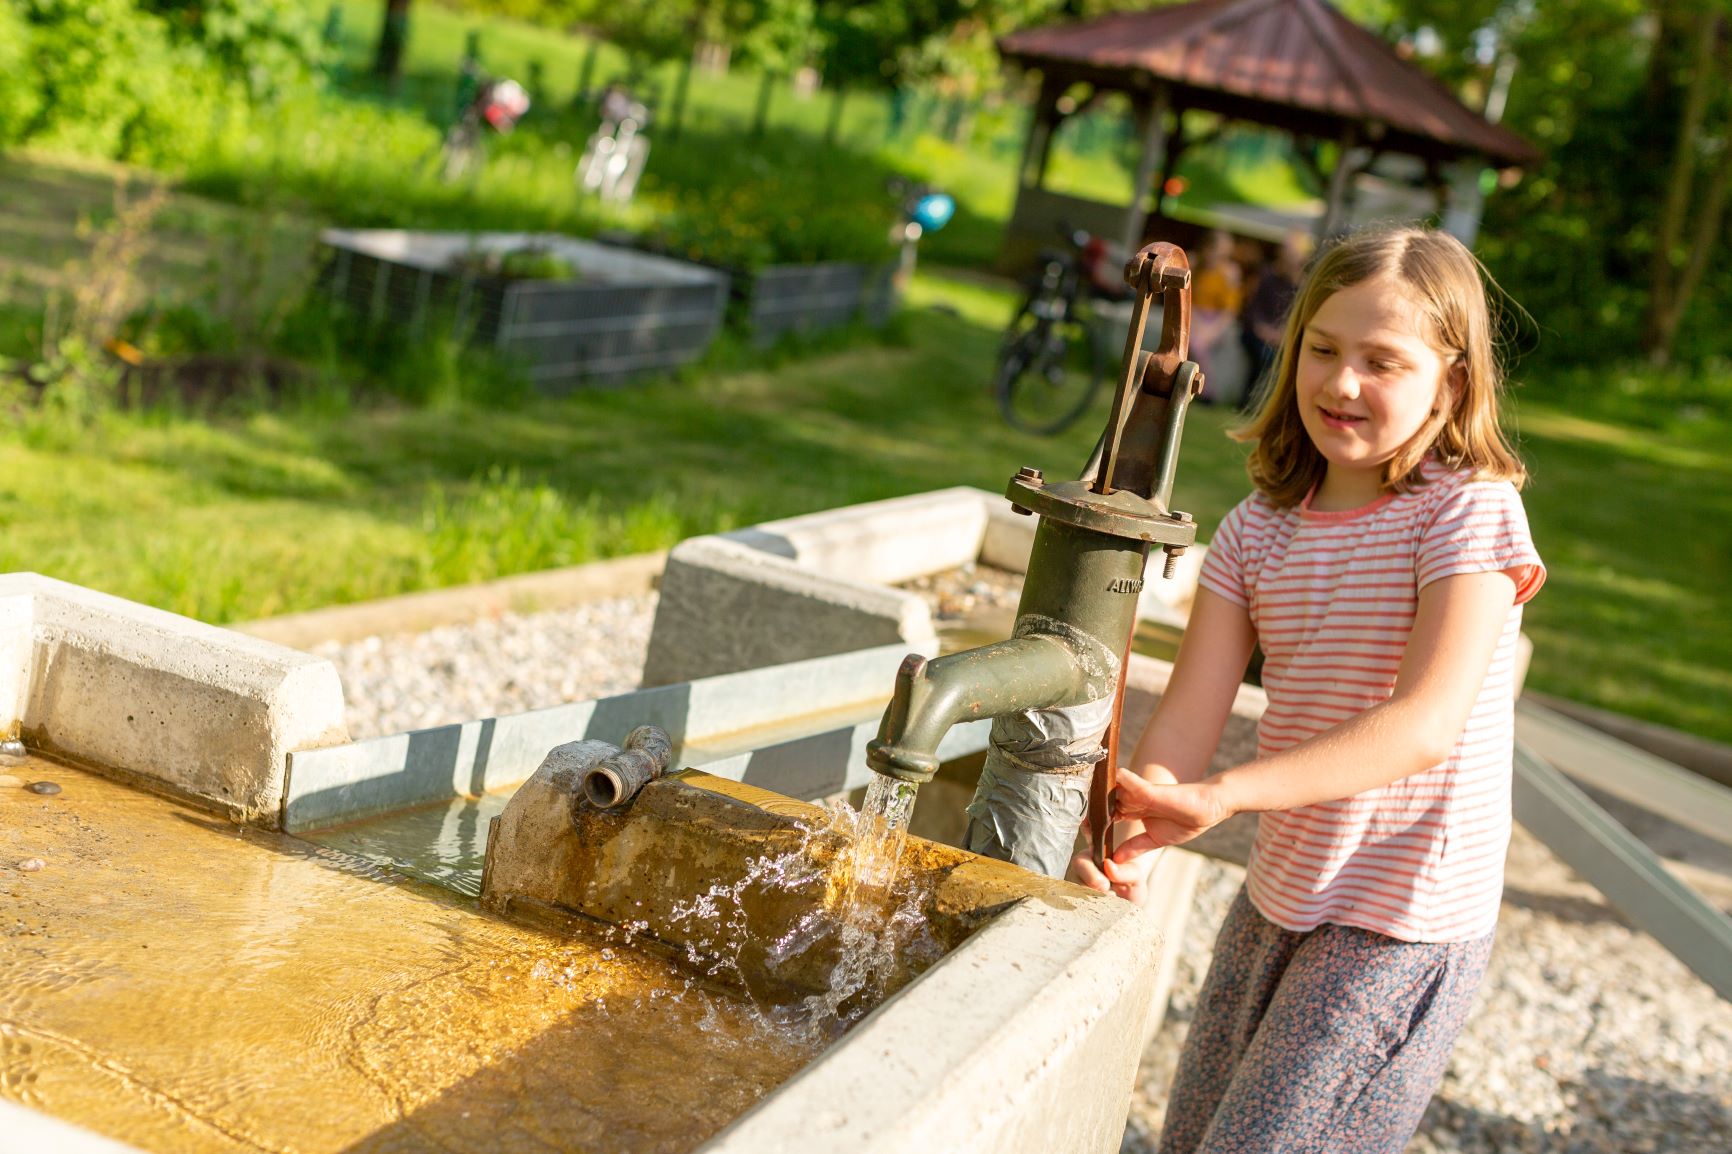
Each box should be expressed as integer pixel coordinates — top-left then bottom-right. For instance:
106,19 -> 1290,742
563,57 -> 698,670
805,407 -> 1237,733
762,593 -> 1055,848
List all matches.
373,0 -> 412,84
1642,3 -> 1731,363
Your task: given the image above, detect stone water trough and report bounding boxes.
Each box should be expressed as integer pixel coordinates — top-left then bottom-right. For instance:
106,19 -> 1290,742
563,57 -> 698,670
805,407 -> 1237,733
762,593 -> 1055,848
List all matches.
0,571 -> 1190,1154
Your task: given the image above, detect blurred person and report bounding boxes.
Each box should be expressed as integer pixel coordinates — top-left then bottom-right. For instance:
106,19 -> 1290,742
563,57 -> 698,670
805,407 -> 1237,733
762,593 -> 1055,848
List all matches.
1240,231 -> 1313,411
1191,229 -> 1244,403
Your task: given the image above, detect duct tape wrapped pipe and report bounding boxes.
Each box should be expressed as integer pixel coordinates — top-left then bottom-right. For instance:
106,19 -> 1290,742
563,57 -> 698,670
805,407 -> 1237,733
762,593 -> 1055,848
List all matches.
963,696 -> 1114,877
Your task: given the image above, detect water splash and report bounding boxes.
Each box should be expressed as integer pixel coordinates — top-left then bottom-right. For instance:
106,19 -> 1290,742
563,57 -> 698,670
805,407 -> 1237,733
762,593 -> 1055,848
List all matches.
639,782 -> 941,1048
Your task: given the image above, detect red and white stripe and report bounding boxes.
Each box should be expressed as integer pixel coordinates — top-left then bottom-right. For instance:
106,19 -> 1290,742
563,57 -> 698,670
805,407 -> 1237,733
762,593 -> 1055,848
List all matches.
1199,460 -> 1545,943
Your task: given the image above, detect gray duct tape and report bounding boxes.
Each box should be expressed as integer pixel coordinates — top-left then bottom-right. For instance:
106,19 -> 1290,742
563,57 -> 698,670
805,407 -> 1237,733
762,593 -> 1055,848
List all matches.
989,694 -> 1116,773
963,757 -> 1092,878
965,695 -> 1115,876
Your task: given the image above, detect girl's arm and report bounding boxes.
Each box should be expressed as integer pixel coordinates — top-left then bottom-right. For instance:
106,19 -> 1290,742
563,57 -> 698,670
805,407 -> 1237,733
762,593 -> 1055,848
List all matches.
1072,587 -> 1255,899
1128,588 -> 1258,784
1111,569 -> 1518,859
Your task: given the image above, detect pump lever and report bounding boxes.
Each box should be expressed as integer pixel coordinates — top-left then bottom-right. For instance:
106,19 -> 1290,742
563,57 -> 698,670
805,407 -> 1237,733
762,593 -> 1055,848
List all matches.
1090,243 -> 1196,498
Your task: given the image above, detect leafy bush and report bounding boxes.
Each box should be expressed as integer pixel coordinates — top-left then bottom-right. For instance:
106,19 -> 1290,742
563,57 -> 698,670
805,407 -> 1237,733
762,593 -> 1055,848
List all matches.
16,0 -> 231,165
143,0 -> 328,102
0,4 -> 43,147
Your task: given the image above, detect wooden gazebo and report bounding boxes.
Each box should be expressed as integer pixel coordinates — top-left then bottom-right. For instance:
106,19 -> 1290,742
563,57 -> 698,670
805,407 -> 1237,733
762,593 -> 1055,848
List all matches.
996,0 -> 1540,267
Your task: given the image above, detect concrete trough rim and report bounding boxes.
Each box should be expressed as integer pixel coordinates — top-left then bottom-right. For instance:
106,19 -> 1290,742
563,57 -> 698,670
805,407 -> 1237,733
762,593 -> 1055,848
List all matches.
699,886 -> 1163,1154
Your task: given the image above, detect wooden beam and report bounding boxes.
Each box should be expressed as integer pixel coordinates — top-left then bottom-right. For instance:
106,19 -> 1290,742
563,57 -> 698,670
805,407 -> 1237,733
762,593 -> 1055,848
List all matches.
1017,74 -> 1066,189
1125,87 -> 1171,251
1316,126 -> 1359,238
1513,740 -> 1732,1002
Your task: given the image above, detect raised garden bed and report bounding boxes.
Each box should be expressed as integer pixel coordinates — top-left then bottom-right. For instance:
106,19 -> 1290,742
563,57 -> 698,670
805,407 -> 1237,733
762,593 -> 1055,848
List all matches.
742,260 -> 897,347
317,230 -> 729,391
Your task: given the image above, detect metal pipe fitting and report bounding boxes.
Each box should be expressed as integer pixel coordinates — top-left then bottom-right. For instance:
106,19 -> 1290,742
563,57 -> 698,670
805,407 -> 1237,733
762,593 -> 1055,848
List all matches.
581,725 -> 674,809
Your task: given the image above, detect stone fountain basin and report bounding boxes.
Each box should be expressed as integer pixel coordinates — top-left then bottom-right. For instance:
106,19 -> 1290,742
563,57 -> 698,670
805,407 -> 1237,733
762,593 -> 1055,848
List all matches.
0,572 -> 1175,1154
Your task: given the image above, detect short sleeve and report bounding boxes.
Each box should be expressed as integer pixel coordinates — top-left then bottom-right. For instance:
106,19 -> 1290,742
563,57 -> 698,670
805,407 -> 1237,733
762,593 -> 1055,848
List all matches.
1197,499 -> 1253,607
1416,480 -> 1546,604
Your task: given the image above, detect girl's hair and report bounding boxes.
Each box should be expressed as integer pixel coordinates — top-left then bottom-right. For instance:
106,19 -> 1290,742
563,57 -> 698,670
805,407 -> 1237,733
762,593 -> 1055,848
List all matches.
1236,225 -> 1526,506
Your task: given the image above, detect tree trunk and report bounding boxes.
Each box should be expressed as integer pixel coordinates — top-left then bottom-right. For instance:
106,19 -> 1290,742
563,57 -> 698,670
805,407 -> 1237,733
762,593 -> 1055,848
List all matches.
1641,9 -> 1727,363
372,0 -> 412,85
824,84 -> 846,146
751,71 -> 775,138
668,51 -> 693,142
575,37 -> 599,107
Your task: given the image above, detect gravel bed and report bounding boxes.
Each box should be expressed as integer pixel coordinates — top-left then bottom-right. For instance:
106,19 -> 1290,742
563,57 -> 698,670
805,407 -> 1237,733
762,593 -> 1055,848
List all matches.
307,595 -> 1732,1151
310,593 -> 657,740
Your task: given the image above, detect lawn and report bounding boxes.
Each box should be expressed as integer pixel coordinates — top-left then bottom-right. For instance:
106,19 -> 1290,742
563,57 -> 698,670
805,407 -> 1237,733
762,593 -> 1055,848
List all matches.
2,256 -> 1727,745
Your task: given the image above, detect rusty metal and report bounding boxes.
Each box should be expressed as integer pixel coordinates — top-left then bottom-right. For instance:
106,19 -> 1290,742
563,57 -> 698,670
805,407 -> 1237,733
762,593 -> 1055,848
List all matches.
996,0 -> 1539,168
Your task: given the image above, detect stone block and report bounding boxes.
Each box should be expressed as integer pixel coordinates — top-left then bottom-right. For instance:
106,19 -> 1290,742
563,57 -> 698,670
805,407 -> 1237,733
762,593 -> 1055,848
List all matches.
0,573 -> 349,827
644,486 -> 1213,687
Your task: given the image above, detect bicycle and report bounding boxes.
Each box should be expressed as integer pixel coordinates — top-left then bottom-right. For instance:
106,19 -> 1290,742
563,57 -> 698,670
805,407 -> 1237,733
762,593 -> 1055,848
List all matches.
437,76 -> 530,184
993,227 -> 1129,436
576,86 -> 651,204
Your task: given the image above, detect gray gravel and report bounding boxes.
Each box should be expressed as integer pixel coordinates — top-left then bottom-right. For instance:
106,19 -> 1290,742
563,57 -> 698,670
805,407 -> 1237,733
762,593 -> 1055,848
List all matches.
310,593 -> 657,740
309,592 -> 1732,1152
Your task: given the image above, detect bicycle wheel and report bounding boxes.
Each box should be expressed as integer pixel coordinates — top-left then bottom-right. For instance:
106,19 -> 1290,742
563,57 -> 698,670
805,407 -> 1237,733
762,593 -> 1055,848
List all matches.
995,309 -> 1104,436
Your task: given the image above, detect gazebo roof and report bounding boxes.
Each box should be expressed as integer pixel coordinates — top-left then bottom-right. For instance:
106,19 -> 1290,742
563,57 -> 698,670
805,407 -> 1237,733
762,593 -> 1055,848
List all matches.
998,0 -> 1539,167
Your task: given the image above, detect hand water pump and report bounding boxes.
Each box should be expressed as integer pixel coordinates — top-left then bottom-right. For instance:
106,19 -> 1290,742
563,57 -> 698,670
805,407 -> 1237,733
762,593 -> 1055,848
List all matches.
865,242 -> 1204,877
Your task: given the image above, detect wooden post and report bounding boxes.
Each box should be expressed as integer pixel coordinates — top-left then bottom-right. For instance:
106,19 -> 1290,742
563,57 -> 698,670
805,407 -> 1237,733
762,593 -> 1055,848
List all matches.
1317,126 -> 1359,239
1125,87 -> 1170,252
1016,74 -> 1065,189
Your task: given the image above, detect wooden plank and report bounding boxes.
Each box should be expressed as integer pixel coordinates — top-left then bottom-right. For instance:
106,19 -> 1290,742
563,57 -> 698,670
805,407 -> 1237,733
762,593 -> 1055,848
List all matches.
1513,741 -> 1732,1002
1516,699 -> 1732,849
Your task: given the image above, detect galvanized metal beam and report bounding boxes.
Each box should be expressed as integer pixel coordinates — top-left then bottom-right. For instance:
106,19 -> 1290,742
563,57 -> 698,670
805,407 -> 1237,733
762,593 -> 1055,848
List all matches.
1516,699 -> 1732,849
1513,740 -> 1732,1002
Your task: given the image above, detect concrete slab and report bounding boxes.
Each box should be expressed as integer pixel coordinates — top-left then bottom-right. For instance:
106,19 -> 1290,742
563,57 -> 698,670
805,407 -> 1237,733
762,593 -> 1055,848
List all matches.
0,1101 -> 145,1154
644,536 -> 937,686
0,572 -> 348,826
642,486 -> 1210,686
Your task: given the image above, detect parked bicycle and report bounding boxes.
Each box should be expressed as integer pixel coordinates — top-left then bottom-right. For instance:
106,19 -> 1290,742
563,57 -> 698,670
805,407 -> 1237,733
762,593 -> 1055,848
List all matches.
438,75 -> 531,183
576,85 -> 651,204
993,226 -> 1130,435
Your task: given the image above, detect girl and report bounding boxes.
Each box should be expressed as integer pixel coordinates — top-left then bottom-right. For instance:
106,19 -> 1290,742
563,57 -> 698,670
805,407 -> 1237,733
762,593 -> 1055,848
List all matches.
1075,226 -> 1545,1153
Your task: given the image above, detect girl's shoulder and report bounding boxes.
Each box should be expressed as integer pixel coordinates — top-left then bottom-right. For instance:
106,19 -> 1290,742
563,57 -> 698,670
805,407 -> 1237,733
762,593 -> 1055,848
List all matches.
1409,459 -> 1530,522
1223,489 -> 1289,531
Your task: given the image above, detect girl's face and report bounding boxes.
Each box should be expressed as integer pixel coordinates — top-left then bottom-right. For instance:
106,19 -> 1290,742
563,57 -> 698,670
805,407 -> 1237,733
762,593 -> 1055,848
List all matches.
1294,277 -> 1455,492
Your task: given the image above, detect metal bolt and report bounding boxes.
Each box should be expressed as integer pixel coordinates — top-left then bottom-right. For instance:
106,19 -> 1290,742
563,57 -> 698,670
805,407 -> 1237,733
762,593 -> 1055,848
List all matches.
1162,547 -> 1184,580
1170,510 -> 1193,523
1015,465 -> 1044,484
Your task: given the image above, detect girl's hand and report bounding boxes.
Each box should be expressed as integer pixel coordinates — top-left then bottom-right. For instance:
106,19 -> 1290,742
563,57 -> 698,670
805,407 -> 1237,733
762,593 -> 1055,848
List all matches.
1071,848 -> 1163,905
1110,773 -> 1233,857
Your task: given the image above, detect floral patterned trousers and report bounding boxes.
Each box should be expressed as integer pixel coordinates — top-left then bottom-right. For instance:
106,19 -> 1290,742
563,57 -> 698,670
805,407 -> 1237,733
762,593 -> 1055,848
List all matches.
1161,887 -> 1494,1154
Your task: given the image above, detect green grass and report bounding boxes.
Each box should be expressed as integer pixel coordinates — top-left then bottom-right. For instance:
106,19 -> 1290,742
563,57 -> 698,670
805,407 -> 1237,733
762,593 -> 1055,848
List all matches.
3,268 -> 1727,746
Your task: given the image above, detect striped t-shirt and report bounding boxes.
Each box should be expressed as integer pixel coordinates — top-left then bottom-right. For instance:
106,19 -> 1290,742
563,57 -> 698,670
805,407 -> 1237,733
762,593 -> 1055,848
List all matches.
1199,459 -> 1545,942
